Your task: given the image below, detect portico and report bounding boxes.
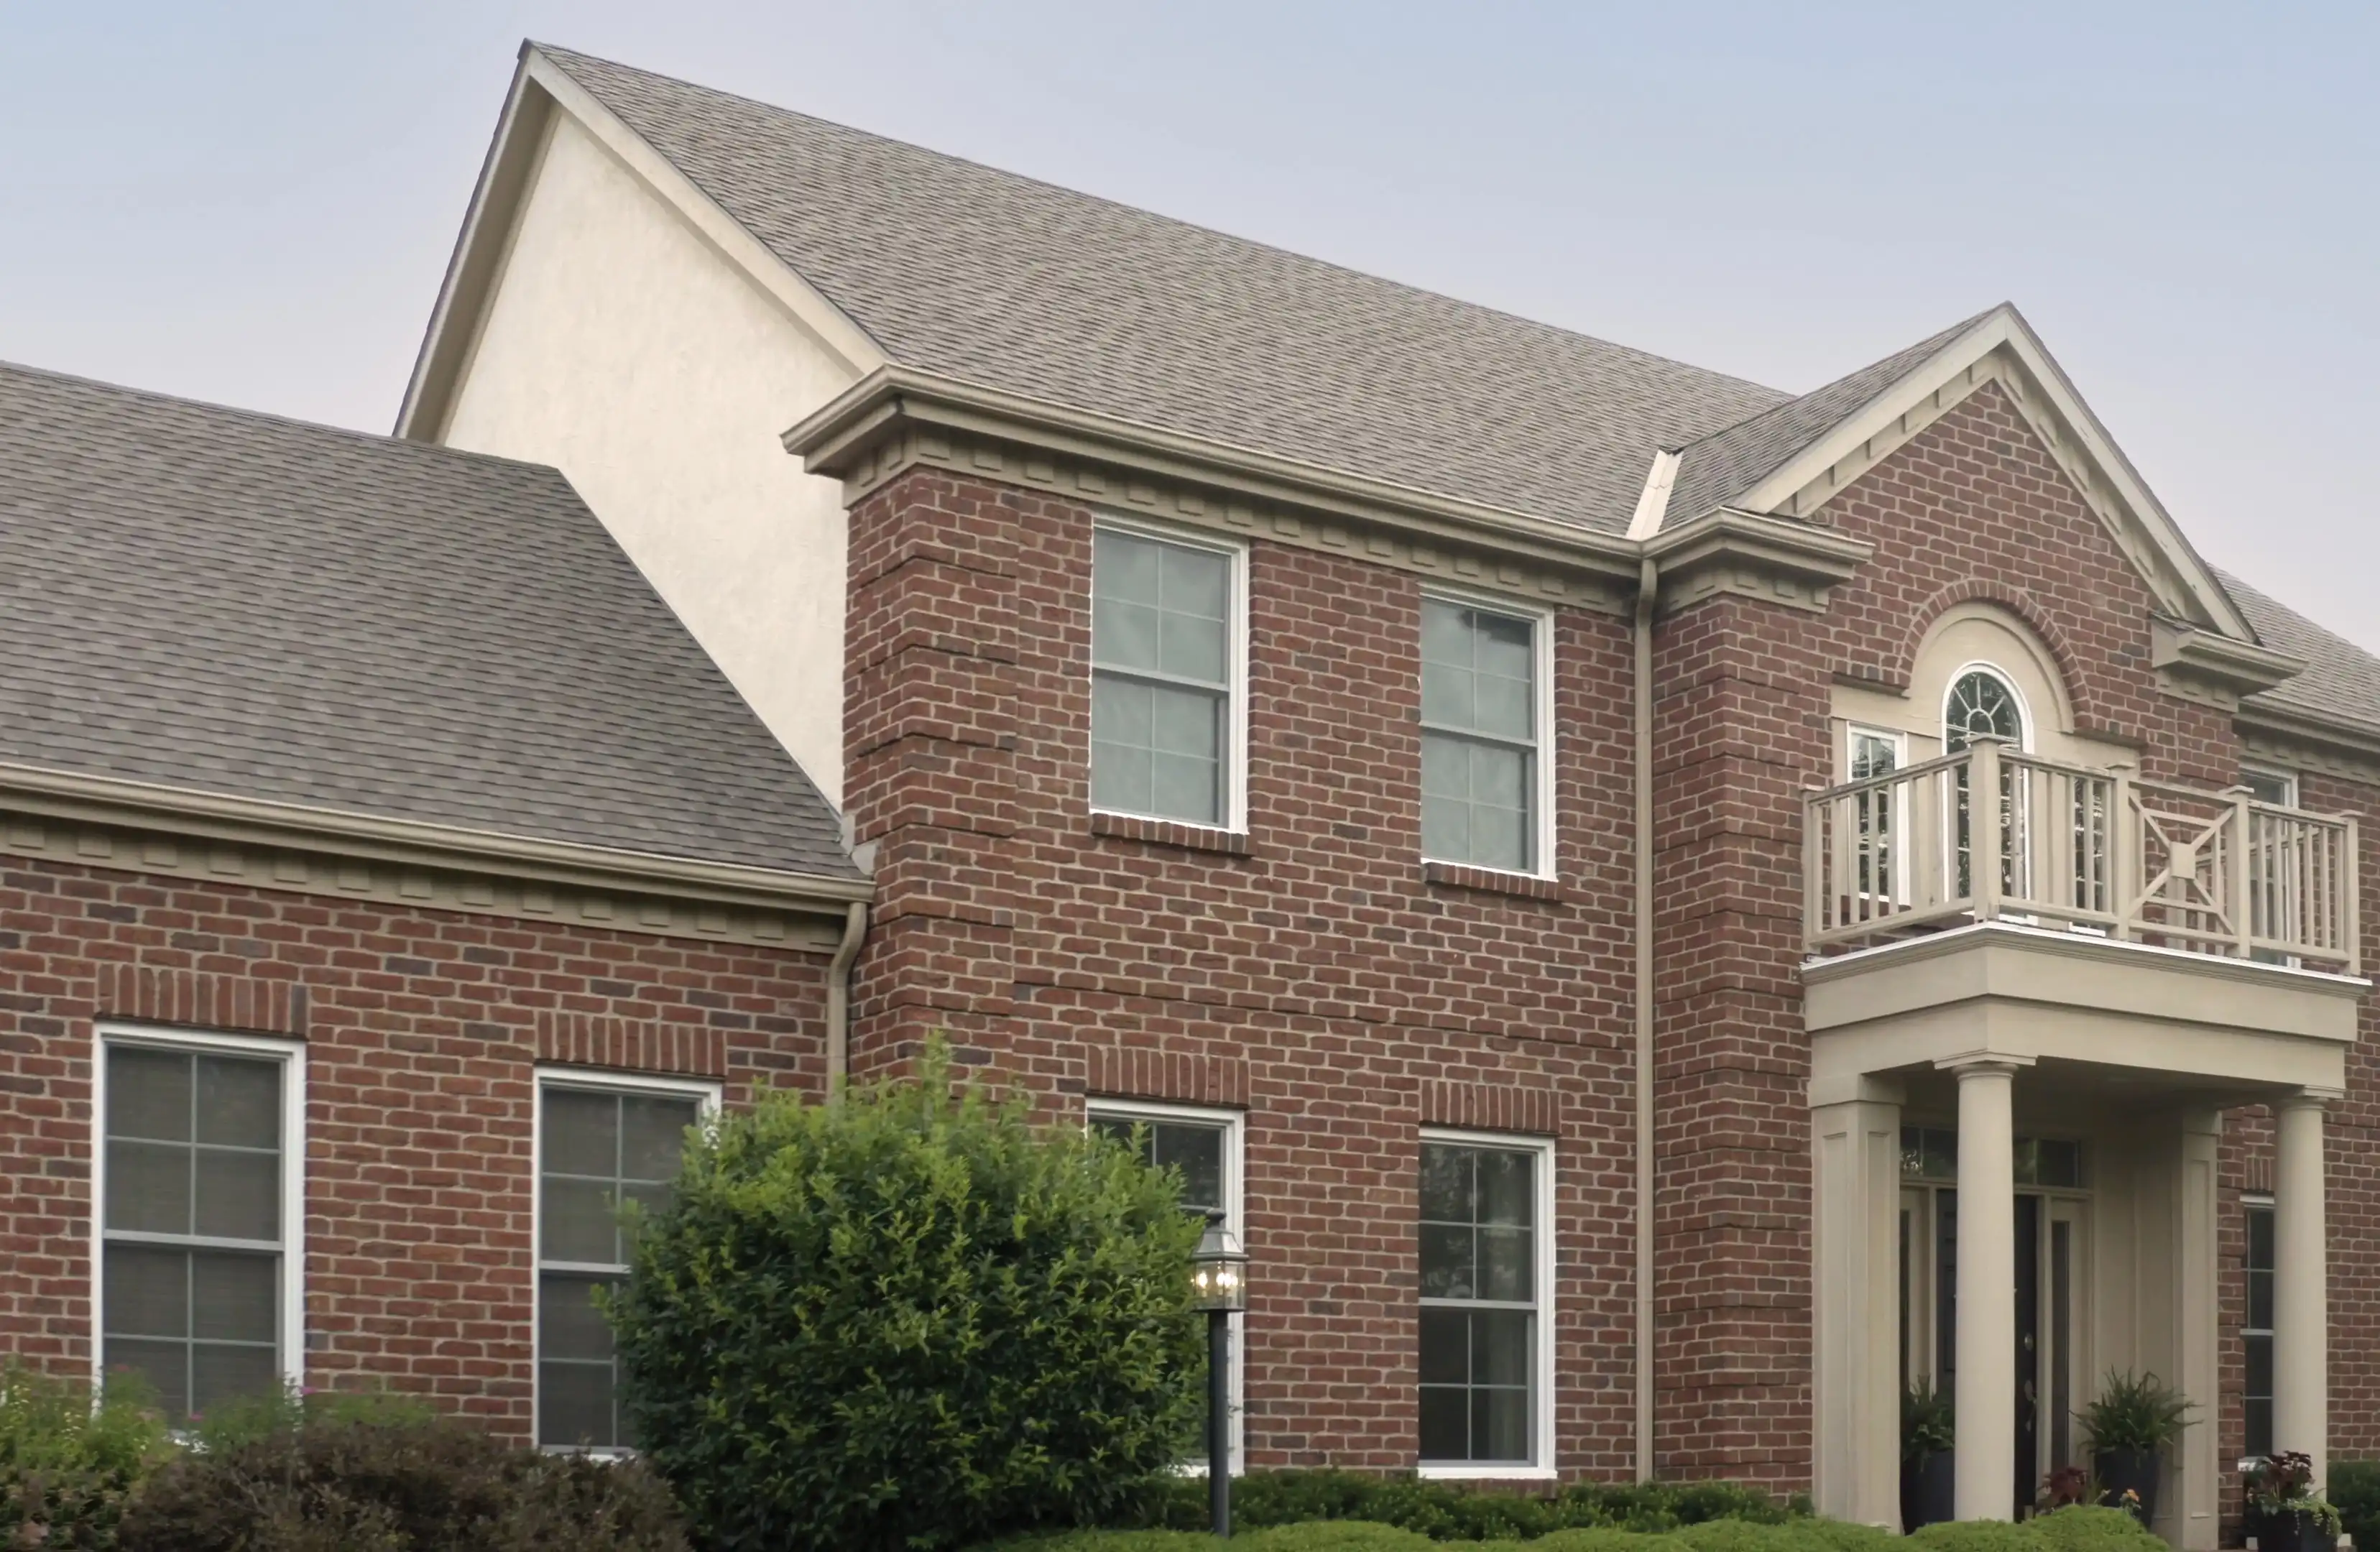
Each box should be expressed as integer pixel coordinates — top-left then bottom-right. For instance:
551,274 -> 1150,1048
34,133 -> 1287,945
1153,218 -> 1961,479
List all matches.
1805,923 -> 2359,1542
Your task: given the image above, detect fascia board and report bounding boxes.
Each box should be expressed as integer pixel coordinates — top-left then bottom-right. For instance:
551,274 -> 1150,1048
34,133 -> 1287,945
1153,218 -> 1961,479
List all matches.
395,50 -> 549,440
0,760 -> 870,915
1734,307 -> 2254,642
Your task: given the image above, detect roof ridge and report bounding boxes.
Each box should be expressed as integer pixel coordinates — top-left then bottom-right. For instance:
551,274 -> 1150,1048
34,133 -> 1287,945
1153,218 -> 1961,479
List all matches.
528,40 -> 1791,402
0,356 -> 569,479
1675,306 -> 2001,457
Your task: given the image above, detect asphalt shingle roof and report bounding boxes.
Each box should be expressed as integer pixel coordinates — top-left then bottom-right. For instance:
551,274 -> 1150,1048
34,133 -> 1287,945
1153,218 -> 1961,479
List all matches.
1664,310 -> 1997,524
538,44 -> 1791,537
538,46 -> 2380,741
2220,571 -> 2380,734
0,359 -> 855,877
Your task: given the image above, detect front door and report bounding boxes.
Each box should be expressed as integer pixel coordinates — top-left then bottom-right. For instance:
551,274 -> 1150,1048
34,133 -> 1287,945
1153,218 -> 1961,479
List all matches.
1900,1176 -> 2090,1512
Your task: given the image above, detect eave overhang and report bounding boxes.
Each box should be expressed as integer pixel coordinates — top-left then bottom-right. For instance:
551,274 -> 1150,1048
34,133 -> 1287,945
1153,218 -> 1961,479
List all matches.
0,761 -> 869,939
786,366 -> 1876,611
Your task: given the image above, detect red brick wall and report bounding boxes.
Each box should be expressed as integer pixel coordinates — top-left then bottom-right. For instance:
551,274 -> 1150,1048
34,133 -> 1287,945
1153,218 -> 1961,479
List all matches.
0,855 -> 830,1438
844,467 -> 1646,1474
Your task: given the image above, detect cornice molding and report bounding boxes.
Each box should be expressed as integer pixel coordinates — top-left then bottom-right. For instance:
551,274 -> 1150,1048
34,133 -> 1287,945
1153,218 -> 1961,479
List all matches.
0,762 -> 865,951
1642,507 -> 1873,616
2238,703 -> 2380,785
2150,616 -> 2305,711
788,367 -> 1880,622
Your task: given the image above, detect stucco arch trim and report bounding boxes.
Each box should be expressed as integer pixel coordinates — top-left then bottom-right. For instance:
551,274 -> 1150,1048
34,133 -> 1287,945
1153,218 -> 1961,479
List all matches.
1899,582 -> 2094,734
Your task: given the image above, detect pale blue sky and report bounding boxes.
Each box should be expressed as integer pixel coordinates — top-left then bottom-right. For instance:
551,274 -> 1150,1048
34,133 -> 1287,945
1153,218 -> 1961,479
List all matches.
4,3 -> 2374,647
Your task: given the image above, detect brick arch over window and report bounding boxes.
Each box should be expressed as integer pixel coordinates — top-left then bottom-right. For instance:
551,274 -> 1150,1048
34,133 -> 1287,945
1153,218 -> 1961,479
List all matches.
1894,581 -> 2109,734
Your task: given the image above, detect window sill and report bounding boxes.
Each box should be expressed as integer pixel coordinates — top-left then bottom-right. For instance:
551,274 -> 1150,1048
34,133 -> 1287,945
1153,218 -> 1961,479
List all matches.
1091,811 -> 1251,856
1422,860 -> 1564,901
1417,1464 -> 1559,1482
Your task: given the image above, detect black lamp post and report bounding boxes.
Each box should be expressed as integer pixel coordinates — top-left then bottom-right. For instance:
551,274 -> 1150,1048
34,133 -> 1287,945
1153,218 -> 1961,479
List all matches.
1191,1210 -> 1248,1538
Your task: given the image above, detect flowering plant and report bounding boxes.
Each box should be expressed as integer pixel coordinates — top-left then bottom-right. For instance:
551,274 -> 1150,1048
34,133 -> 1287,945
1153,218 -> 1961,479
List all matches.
2248,1452 -> 2345,1535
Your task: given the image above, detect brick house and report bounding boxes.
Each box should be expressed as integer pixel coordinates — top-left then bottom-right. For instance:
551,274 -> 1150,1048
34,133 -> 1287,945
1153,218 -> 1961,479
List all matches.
0,362 -> 867,1449
11,37 -> 2380,1545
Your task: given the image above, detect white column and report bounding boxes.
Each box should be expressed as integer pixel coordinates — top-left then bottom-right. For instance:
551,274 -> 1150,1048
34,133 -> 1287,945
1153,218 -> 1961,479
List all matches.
1950,1058 -> 2021,1521
1812,1084 -> 1903,1527
2274,1093 -> 2331,1489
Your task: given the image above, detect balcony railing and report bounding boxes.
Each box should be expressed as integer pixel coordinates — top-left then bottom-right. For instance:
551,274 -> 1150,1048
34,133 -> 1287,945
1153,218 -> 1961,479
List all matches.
1804,738 -> 2360,973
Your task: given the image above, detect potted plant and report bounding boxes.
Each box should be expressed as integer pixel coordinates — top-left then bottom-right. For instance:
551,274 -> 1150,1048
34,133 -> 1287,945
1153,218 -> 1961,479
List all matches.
1902,1378 -> 1956,1532
2077,1369 -> 2195,1525
2245,1452 -> 2343,1552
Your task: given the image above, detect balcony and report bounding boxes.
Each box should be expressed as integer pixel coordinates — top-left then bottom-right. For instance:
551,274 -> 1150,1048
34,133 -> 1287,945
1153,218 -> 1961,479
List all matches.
1804,739 -> 2360,974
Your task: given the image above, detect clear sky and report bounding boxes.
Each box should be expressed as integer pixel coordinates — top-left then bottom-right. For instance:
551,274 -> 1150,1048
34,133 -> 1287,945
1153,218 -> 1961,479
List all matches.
4,3 -> 2374,647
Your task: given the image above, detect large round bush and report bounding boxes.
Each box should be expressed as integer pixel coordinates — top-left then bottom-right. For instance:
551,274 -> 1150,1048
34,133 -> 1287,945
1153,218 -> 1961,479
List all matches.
609,1048 -> 1209,1551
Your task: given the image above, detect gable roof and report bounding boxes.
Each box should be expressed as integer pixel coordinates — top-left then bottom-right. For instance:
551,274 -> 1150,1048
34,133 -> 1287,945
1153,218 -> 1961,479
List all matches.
1661,309 -> 1999,524
0,359 -> 856,880
519,44 -> 1791,537
2220,571 -> 2380,736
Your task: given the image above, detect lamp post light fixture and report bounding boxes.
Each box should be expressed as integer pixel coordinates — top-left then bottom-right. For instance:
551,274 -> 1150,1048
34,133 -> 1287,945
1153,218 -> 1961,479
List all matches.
1191,1209 -> 1248,1538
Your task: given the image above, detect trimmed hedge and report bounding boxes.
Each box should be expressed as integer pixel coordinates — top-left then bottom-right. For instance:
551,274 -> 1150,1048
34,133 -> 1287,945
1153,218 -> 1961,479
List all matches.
2331,1460 -> 2380,1552
116,1403 -> 686,1552
1120,1472 -> 1799,1539
999,1504 -> 2164,1551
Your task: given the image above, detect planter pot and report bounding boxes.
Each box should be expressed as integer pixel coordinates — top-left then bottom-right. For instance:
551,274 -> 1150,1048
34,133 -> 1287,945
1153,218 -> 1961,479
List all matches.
2096,1446 -> 2162,1525
1902,1450 -> 1955,1533
2246,1507 -> 2339,1552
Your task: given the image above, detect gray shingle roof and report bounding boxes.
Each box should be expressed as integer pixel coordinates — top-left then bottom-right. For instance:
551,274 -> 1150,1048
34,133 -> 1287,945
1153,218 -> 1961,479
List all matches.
2219,570 -> 2380,734
1663,309 -> 1998,524
0,359 -> 855,877
537,44 -> 1791,536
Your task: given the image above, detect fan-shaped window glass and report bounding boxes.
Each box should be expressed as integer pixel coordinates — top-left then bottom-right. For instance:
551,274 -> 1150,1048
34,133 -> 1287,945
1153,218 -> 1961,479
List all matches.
1944,670 -> 2024,751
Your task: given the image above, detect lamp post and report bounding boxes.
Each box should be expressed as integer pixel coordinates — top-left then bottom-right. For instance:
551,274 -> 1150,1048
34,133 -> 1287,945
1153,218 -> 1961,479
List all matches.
1191,1210 -> 1248,1538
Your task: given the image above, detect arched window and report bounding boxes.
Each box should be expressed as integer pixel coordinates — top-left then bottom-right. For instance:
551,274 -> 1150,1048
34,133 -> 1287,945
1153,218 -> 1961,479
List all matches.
1944,668 -> 2026,752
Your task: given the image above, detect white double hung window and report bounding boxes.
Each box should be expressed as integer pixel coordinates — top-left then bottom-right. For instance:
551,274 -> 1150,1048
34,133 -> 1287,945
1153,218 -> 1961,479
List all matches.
96,1027 -> 303,1423
1421,597 -> 1549,874
1089,1099 -> 1243,1472
1091,525 -> 1243,829
1418,1132 -> 1554,1475
536,1073 -> 715,1451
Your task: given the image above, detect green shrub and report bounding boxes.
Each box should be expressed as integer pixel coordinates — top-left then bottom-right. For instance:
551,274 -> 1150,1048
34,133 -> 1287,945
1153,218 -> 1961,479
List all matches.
609,1044 -> 1209,1551
1908,1521 -> 2048,1552
0,1363 -> 173,1551
1116,1472 -> 1797,1540
115,1406 -> 685,1552
2329,1461 -> 2380,1552
2023,1505 -> 2167,1552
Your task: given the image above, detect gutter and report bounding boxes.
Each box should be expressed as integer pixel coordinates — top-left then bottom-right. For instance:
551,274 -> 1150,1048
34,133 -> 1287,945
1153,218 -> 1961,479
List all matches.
824,900 -> 870,1096
1633,556 -> 1659,1482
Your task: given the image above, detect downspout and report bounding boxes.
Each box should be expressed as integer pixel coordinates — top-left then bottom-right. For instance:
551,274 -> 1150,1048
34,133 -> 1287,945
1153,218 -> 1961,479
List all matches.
1633,555 -> 1660,1483
824,900 -> 869,1098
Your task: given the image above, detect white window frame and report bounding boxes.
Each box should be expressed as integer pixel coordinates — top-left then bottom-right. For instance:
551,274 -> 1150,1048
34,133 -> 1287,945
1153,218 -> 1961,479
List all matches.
2241,766 -> 2298,808
1086,1097 -> 1246,1476
1418,587 -> 1559,882
2242,1191 -> 2276,1464
1416,1126 -> 1558,1480
532,1066 -> 721,1455
1088,517 -> 1250,836
1845,724 -> 1911,906
1942,662 -> 2032,752
91,1022 -> 308,1403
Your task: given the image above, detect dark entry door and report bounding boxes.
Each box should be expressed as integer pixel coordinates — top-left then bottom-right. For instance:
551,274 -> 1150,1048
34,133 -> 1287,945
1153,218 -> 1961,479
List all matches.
2014,1193 -> 2042,1512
